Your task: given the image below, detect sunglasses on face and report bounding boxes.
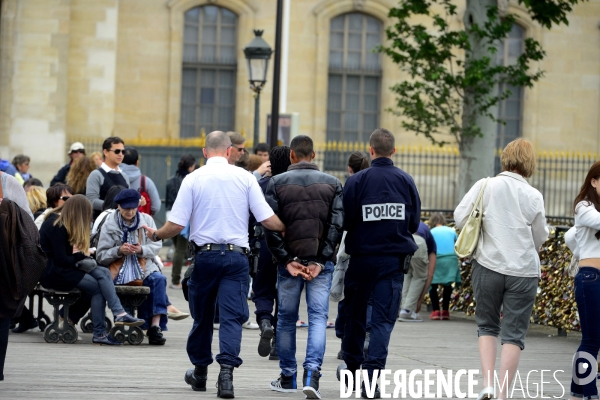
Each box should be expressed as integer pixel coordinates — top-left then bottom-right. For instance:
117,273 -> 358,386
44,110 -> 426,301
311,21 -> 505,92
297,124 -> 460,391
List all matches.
107,149 -> 124,155
71,149 -> 85,154
233,146 -> 245,153
60,196 -> 71,201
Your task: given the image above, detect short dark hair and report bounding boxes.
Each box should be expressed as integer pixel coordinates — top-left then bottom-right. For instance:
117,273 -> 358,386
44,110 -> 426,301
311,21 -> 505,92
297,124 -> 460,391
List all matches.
47,183 -> 73,208
23,178 -> 43,190
122,147 -> 138,165
254,143 -> 270,154
290,135 -> 313,159
12,154 -> 30,168
269,146 -> 291,176
102,136 -> 125,152
177,154 -> 196,171
369,128 -> 395,157
102,185 -> 127,211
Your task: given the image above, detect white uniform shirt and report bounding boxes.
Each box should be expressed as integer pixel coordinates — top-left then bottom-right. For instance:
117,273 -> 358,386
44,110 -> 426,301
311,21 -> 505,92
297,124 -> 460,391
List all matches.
168,156 -> 274,248
454,172 -> 549,278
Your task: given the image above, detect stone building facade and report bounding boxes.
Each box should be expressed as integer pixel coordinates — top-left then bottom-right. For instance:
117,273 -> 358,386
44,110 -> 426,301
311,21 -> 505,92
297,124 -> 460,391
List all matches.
1,0 -> 599,184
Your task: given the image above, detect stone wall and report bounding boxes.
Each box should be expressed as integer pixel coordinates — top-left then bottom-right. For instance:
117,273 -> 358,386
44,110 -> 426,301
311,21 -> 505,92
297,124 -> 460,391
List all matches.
0,0 -> 599,185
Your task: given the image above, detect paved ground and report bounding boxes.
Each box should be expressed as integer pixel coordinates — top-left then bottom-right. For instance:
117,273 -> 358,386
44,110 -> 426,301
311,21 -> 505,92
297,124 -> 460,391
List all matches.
1,272 -> 582,399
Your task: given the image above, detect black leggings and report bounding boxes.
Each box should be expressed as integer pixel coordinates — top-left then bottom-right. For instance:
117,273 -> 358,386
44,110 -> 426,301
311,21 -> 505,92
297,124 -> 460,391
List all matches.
430,284 -> 452,311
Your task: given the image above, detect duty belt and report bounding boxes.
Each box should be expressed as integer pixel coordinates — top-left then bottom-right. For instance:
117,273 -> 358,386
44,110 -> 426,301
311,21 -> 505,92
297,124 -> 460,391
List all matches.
191,242 -> 249,255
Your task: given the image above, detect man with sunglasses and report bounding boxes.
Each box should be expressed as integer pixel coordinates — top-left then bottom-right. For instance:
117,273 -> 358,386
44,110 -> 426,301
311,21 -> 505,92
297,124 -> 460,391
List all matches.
85,136 -> 129,217
226,132 -> 246,166
50,142 -> 86,186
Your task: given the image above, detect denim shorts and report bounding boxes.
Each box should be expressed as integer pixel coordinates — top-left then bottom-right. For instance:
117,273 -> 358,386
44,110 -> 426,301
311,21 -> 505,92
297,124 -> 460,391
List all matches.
471,260 -> 538,350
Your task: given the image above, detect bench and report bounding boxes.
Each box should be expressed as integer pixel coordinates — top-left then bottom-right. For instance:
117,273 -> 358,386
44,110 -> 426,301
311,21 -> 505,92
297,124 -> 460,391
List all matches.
38,286 -> 82,344
79,285 -> 151,345
109,286 -> 151,345
39,285 -> 151,345
28,286 -> 51,331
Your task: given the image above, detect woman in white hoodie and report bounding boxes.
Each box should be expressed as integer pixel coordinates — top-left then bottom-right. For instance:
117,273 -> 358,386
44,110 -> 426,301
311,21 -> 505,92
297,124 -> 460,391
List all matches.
564,160 -> 600,400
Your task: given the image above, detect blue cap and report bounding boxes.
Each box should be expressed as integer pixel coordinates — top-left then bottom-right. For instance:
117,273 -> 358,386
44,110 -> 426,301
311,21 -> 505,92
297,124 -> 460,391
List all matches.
113,188 -> 140,209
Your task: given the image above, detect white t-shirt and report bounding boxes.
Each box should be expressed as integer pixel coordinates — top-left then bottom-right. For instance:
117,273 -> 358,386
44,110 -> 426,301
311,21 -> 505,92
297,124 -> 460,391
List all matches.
168,156 -> 274,249
454,172 -> 549,277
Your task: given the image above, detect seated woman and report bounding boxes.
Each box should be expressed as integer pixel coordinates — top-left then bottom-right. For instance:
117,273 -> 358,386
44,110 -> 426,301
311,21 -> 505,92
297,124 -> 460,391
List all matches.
35,183 -> 74,229
39,194 -> 144,345
96,189 -> 169,345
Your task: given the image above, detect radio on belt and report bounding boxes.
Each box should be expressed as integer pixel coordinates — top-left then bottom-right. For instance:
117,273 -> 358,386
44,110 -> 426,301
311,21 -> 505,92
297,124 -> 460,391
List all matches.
362,203 -> 405,221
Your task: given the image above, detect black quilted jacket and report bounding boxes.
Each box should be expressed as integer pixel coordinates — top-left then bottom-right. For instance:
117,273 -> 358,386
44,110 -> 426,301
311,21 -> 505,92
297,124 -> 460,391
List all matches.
264,162 -> 344,264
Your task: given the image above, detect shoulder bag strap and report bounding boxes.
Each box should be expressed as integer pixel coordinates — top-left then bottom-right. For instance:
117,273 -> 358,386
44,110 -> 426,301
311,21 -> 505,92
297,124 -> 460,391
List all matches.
0,171 -> 4,199
473,177 -> 490,214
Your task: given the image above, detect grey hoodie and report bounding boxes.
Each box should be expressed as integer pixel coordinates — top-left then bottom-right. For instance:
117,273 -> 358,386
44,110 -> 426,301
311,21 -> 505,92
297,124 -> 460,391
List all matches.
95,210 -> 162,278
120,164 -> 162,216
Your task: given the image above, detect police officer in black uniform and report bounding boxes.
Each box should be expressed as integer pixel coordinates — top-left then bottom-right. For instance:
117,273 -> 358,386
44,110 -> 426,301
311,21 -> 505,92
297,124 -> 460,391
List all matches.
338,128 -> 421,397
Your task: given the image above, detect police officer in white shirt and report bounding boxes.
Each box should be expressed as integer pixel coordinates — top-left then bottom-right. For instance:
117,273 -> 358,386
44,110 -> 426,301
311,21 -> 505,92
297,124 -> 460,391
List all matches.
142,131 -> 285,398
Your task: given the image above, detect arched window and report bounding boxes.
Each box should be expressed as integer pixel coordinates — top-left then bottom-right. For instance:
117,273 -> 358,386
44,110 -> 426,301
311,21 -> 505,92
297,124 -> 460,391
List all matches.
326,13 -> 382,143
496,24 -> 525,149
180,6 -> 237,138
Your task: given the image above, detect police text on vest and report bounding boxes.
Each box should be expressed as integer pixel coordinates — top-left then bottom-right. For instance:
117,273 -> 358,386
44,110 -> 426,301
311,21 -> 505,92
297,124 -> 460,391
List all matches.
362,203 -> 405,221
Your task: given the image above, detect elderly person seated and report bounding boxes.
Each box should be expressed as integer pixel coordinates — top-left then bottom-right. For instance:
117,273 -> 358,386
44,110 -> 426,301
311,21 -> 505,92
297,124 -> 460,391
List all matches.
96,189 -> 168,345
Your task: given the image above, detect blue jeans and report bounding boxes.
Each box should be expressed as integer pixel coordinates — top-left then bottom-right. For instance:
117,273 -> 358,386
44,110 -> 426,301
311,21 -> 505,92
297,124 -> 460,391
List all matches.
342,255 -> 404,374
76,267 -> 125,337
277,261 -> 334,376
187,248 -> 250,367
571,267 -> 600,400
138,272 -> 168,331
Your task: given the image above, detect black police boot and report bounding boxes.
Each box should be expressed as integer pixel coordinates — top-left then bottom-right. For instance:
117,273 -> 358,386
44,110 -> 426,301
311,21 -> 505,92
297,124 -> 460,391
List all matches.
269,336 -> 279,360
361,372 -> 381,399
217,364 -> 235,398
258,318 -> 273,357
184,366 -> 207,391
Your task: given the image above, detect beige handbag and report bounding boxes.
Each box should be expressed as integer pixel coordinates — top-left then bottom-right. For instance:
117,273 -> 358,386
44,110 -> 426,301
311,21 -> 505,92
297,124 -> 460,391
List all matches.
454,178 -> 490,258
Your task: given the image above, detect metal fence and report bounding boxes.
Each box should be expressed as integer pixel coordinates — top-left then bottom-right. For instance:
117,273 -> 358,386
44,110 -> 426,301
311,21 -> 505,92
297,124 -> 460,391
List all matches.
68,135 -> 596,219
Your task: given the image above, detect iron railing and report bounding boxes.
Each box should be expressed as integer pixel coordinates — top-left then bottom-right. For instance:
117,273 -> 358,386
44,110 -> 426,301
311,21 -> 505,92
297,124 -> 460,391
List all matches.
67,135 -> 596,219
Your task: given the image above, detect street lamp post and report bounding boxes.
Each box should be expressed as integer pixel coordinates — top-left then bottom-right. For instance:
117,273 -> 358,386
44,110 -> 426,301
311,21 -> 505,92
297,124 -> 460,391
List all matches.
244,30 -> 273,149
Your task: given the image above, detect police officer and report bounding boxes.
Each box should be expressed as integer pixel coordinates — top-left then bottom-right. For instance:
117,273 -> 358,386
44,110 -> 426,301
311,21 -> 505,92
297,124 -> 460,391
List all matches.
338,128 -> 421,398
142,131 -> 285,398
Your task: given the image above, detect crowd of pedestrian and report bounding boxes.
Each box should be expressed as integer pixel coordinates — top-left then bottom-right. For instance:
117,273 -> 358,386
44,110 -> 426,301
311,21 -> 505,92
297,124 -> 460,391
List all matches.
0,131 -> 597,400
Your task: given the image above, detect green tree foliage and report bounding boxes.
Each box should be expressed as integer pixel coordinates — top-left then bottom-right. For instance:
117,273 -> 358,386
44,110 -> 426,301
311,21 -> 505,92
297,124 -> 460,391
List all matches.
378,0 -> 584,147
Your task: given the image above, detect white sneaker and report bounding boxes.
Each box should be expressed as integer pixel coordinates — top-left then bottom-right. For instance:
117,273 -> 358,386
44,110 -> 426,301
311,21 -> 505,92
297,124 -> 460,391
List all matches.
476,386 -> 495,400
398,312 -> 422,322
213,323 -> 220,330
242,320 -> 259,330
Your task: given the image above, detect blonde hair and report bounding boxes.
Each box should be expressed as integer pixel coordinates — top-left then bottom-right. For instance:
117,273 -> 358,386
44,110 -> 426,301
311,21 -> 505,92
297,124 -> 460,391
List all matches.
500,138 -> 536,178
90,151 -> 103,165
247,154 -> 263,172
67,156 -> 97,194
26,186 -> 47,213
54,194 -> 92,254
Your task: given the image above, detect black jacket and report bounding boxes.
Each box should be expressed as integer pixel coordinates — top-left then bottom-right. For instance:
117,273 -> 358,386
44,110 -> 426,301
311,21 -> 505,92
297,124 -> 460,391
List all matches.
0,200 -> 47,318
39,213 -> 86,291
343,157 -> 421,256
50,162 -> 71,186
165,170 -> 189,211
265,162 -> 344,264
